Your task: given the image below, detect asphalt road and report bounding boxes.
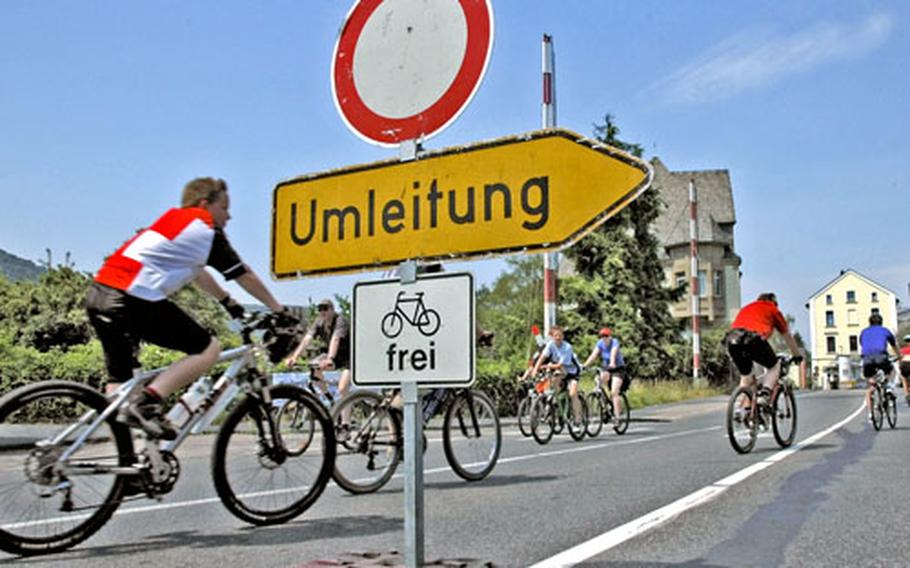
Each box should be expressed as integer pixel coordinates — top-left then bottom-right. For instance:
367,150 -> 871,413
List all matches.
3,389 -> 908,567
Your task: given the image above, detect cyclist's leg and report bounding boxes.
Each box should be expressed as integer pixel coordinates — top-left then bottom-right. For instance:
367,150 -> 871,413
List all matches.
127,299 -> 217,438
568,376 -> 582,423
862,359 -> 880,416
85,283 -> 141,393
610,374 -> 623,420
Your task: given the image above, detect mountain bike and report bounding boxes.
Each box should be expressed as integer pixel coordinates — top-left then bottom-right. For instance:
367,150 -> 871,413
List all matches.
529,370 -> 588,444
0,312 -> 335,556
516,374 -> 549,438
330,386 -> 500,494
726,355 -> 801,454
584,368 -> 630,438
869,364 -> 898,431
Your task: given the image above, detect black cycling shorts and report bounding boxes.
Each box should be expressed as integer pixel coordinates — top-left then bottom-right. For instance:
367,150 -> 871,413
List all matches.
862,354 -> 893,379
900,361 -> 910,379
86,283 -> 212,382
603,366 -> 632,393
725,328 -> 777,376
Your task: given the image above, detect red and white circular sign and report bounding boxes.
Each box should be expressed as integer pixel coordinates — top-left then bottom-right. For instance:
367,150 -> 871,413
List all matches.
332,0 -> 494,147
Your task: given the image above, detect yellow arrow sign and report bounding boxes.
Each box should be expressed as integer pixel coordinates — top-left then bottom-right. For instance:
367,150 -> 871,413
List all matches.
272,128 -> 651,279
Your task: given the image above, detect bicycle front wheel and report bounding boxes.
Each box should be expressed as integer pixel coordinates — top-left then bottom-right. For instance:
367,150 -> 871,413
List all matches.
0,381 -> 134,556
585,392 -> 605,438
530,395 -> 555,445
771,386 -> 797,447
871,387 -> 884,431
885,392 -> 898,429
613,392 -> 631,435
212,385 -> 334,525
443,390 -> 501,481
517,396 -> 534,438
331,391 -> 400,494
726,386 -> 757,454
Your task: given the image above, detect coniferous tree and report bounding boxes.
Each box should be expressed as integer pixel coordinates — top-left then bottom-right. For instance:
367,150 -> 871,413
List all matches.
560,115 -> 686,380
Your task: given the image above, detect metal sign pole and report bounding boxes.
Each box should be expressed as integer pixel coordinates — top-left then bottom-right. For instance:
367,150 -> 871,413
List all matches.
402,380 -> 424,567
398,259 -> 424,567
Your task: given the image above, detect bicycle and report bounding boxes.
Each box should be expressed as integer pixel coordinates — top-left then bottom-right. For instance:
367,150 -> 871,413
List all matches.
330,386 -> 500,494
529,370 -> 588,444
0,312 -> 335,556
380,291 -> 441,338
516,374 -> 549,438
726,355 -> 801,454
868,363 -> 898,431
584,368 -> 630,438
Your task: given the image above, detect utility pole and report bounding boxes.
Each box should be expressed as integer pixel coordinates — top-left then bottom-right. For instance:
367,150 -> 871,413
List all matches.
689,179 -> 701,382
542,34 -> 557,335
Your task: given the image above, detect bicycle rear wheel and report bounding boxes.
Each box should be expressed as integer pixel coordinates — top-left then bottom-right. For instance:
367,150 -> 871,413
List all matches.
517,396 -> 534,438
613,392 -> 631,435
726,386 -> 757,454
331,391 -> 400,494
443,390 -> 501,481
871,387 -> 884,431
212,385 -> 334,525
0,381 -> 134,556
567,395 -> 588,441
885,392 -> 898,429
585,392 -> 605,438
530,395 -> 555,445
771,385 -> 797,447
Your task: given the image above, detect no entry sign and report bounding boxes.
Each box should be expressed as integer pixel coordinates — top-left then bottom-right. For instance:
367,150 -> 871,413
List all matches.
332,0 -> 494,147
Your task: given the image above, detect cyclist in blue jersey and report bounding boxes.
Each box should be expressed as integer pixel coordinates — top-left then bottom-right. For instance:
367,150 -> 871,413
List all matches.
860,313 -> 901,421
583,327 -> 630,427
531,326 -> 583,427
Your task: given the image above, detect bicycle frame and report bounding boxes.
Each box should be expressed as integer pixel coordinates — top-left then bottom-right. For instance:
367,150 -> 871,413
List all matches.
55,344 -> 263,477
393,291 -> 430,326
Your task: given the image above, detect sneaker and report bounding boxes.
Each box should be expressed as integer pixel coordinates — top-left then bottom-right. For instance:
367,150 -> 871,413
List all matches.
118,392 -> 178,440
613,417 -> 621,428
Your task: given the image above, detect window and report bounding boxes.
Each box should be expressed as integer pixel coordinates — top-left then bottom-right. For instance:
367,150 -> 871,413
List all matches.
713,270 -> 724,297
826,311 -> 835,327
826,336 -> 836,353
698,270 -> 708,298
871,307 -> 880,317
849,335 -> 858,352
871,292 -> 878,303
825,294 -> 833,305
847,309 -> 858,325
675,272 -> 686,289
846,290 -> 856,303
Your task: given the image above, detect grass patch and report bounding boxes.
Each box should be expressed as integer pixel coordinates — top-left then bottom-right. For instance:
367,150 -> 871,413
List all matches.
579,376 -> 723,410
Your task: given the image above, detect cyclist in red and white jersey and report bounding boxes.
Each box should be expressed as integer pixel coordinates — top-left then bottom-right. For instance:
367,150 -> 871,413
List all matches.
86,177 -> 289,439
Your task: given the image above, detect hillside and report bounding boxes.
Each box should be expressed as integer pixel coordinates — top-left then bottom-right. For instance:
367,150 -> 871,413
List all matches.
0,248 -> 45,281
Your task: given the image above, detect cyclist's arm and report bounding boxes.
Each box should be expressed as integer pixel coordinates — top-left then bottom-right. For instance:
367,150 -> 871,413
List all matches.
194,269 -> 229,301
582,345 -> 601,368
323,335 -> 341,368
531,347 -> 550,376
609,344 -> 619,368
234,270 -> 283,312
782,331 -> 803,358
286,332 -> 315,367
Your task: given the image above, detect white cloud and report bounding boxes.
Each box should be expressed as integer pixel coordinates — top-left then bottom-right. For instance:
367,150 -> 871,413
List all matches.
647,12 -> 894,106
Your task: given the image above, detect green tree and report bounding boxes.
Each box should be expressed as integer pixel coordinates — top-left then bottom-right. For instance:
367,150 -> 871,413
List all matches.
560,115 -> 686,381
475,256 -> 543,374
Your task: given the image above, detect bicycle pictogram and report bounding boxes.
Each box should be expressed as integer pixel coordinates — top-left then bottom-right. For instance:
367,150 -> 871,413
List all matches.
381,291 -> 441,338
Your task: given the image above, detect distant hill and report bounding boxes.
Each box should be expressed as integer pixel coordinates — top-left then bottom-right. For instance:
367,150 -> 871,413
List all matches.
0,248 -> 45,281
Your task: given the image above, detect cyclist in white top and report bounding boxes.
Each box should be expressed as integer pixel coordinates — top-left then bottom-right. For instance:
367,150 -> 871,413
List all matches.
531,326 -> 583,426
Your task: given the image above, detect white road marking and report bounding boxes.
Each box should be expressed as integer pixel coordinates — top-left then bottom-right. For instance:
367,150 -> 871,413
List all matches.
529,404 -> 866,568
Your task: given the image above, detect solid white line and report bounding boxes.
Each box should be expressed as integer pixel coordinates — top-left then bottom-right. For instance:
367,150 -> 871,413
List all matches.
529,404 -> 866,568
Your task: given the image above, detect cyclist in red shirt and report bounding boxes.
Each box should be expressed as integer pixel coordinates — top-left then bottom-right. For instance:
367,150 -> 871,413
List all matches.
899,334 -> 910,407
725,293 -> 804,395
86,177 -> 291,440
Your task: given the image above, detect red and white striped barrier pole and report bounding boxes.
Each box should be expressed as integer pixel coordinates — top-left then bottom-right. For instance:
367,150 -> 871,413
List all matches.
542,34 -> 558,334
689,179 -> 701,381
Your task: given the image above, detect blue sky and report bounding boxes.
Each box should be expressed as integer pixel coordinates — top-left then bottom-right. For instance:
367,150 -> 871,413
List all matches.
1,1 -> 907,340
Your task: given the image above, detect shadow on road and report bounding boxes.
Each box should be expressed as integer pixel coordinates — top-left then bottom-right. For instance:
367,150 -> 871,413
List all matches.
0,515 -> 401,565
374,472 -> 563,496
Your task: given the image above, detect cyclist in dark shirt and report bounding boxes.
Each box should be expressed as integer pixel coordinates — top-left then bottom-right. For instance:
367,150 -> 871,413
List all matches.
86,177 -> 290,440
286,298 -> 352,399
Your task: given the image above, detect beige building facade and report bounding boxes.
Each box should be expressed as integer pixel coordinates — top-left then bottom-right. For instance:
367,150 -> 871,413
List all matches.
650,158 -> 742,329
806,269 -> 900,388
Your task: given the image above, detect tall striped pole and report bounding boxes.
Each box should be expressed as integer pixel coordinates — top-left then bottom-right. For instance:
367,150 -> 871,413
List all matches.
689,179 -> 701,381
542,34 -> 558,335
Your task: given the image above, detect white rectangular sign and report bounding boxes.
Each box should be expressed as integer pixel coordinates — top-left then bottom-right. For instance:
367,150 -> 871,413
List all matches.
352,272 -> 475,387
